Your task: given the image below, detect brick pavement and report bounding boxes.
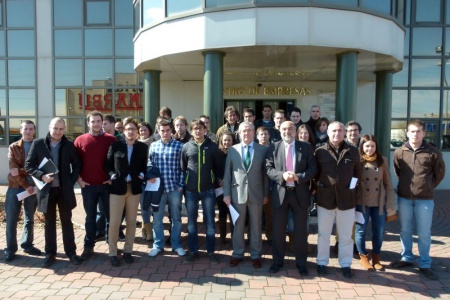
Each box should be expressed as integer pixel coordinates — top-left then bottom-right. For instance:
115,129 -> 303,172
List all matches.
1,190 -> 450,299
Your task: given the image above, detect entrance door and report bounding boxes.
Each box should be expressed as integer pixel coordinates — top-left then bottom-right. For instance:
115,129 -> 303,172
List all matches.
224,99 -> 295,121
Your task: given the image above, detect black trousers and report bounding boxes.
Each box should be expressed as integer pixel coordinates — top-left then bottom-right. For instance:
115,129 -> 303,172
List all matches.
44,187 -> 77,256
272,190 -> 308,268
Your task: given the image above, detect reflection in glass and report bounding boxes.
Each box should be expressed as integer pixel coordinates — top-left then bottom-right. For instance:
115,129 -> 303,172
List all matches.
392,90 -> 408,118
443,89 -> 450,118
85,29 -> 113,57
391,120 -> 408,146
86,0 -> 110,25
410,90 -> 440,118
0,89 -> 5,115
54,30 -> 82,56
55,88 -> 83,116
115,0 -> 133,26
115,29 -> 133,56
206,0 -> 252,8
115,59 -> 139,85
404,28 -> 410,56
0,2 -> 2,26
8,60 -> 35,86
405,0 -> 410,25
361,0 -> 391,15
415,0 -> 441,23
393,59 -> 409,87
412,28 -> 442,56
441,120 -> 450,147
143,0 -> 164,26
7,30 -> 35,57
310,0 -> 357,6
0,60 -> 5,86
0,118 -> 5,145
411,59 -> 441,87
9,118 -> 35,144
54,0 -> 82,27
7,0 -> 34,27
0,31 -> 5,56
134,0 -> 141,35
65,117 -> 85,141
55,59 -> 82,86
167,0 -> 201,17
85,59 -> 112,86
9,89 -> 35,116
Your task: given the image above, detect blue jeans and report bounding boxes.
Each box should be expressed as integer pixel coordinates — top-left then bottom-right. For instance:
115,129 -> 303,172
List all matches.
355,205 -> 386,255
152,190 -> 183,251
398,197 -> 434,268
185,189 -> 216,254
5,186 -> 37,254
81,184 -> 110,248
96,201 -> 106,235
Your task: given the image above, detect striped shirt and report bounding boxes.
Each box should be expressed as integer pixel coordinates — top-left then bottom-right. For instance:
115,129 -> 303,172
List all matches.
148,138 -> 185,194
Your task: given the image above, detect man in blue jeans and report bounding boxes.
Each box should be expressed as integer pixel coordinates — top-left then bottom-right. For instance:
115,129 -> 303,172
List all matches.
5,120 -> 41,262
181,119 -> 222,264
392,119 -> 445,280
147,118 -> 186,258
74,111 -> 116,261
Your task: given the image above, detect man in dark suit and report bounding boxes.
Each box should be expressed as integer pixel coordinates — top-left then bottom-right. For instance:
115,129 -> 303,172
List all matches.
265,121 -> 317,275
223,121 -> 270,269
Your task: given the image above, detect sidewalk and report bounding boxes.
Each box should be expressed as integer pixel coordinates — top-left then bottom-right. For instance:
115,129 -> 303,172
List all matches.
0,190 -> 449,299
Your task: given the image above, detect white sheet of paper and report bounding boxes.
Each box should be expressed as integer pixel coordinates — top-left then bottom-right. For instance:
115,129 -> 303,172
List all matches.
145,178 -> 160,191
228,204 -> 240,226
38,157 -> 49,169
215,187 -> 223,197
32,176 -> 47,190
17,187 -> 38,201
349,177 -> 358,189
355,211 -> 365,224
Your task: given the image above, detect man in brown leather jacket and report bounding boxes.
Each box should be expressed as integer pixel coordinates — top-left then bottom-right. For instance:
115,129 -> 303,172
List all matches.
5,120 -> 41,262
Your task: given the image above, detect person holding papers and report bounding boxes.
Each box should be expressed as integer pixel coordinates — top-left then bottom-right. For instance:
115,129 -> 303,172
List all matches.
265,121 -> 316,275
4,120 -> 41,262
25,117 -> 81,267
314,121 -> 361,278
355,135 -> 395,271
223,121 -> 269,269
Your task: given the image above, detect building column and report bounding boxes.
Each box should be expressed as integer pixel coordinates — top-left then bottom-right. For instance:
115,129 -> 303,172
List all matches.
144,70 -> 161,127
203,51 -> 225,133
374,71 -> 393,158
335,51 -> 358,124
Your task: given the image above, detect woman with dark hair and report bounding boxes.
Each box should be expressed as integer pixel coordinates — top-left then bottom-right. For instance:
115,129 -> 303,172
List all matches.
217,131 -> 235,244
356,134 -> 395,271
105,118 -> 148,266
138,121 -> 155,241
297,124 -> 316,146
314,117 -> 329,148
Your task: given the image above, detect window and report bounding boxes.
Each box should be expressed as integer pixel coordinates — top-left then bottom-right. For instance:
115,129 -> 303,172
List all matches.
415,0 -> 441,23
8,60 -> 35,86
54,0 -> 82,27
54,30 -> 82,56
86,0 -> 111,26
167,0 -> 201,17
142,0 -> 164,26
85,29 -> 113,56
55,59 -> 82,86
6,0 -> 34,27
7,30 -> 34,57
8,89 -> 35,116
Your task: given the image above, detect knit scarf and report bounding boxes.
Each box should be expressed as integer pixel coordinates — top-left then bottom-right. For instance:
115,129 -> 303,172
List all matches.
362,153 -> 377,162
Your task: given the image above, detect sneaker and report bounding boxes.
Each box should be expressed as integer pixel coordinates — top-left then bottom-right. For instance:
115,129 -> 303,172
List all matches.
182,252 -> 199,264
148,248 -> 162,257
209,253 -> 219,265
419,268 -> 438,280
173,247 -> 186,256
80,247 -> 94,260
23,246 -> 42,256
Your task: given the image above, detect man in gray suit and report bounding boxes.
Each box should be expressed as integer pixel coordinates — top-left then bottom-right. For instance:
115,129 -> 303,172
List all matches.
266,121 -> 317,275
223,121 -> 270,269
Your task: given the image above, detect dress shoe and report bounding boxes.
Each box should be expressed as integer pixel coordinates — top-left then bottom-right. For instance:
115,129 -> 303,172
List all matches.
123,253 -> 133,264
182,252 -> 199,264
229,257 -> 243,267
69,254 -> 81,265
317,265 -> 328,275
419,268 -> 438,280
23,246 -> 42,256
4,252 -> 15,262
390,260 -> 414,268
269,263 -> 282,273
110,256 -> 120,266
298,265 -> 309,276
252,259 -> 262,269
342,267 -> 352,278
42,254 -> 56,268
81,247 -> 94,260
209,253 -> 220,265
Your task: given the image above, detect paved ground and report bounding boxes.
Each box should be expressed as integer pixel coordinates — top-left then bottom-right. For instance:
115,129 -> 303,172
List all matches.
1,190 -> 449,299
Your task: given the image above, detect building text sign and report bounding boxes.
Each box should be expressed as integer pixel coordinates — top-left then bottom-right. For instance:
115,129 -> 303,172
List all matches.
223,86 -> 311,96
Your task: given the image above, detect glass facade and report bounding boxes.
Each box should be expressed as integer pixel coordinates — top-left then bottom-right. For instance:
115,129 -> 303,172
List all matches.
392,0 -> 450,149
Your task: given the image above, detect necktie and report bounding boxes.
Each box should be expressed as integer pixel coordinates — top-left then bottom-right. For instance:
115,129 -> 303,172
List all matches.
244,145 -> 251,170
286,144 -> 294,184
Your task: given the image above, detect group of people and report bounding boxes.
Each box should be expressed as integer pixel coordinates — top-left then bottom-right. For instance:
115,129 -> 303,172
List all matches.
4,104 -> 445,281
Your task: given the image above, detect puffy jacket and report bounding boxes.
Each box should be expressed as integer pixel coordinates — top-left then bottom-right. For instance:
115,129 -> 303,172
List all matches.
314,142 -> 361,210
394,141 -> 445,200
181,137 -> 222,192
